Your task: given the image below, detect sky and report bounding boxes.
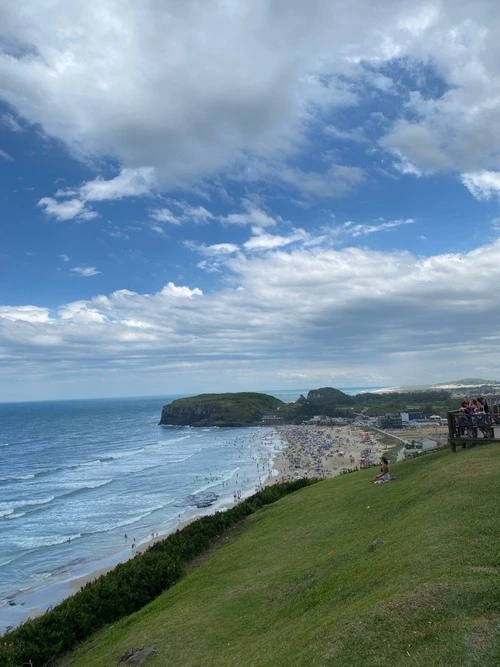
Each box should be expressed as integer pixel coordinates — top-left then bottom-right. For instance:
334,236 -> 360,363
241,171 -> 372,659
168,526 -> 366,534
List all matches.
2,0 -> 500,402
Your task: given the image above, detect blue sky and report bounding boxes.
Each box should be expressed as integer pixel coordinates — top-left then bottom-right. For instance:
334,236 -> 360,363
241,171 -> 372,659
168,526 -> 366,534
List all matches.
2,0 -> 500,401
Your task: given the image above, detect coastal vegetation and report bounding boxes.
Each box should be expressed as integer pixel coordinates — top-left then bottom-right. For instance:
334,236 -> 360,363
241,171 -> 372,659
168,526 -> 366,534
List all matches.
4,445 -> 499,665
159,392 -> 284,426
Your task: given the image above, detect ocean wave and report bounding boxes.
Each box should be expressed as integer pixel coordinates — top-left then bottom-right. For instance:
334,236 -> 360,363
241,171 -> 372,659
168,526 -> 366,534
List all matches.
55,479 -> 113,500
5,511 -> 26,520
11,533 -> 82,550
0,472 -> 37,484
97,448 -> 145,461
81,505 -> 167,535
160,434 -> 192,445
0,442 -> 9,447
0,496 -> 55,516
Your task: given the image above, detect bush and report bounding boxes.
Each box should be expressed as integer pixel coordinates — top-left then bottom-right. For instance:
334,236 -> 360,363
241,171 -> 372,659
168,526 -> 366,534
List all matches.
0,479 -> 317,667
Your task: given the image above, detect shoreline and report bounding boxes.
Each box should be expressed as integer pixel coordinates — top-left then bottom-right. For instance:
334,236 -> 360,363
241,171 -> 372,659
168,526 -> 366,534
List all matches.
0,429 -> 286,634
0,424 -> 391,634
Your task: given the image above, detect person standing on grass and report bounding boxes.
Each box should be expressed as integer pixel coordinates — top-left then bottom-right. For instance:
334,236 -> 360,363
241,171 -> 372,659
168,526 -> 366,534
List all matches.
372,456 -> 390,483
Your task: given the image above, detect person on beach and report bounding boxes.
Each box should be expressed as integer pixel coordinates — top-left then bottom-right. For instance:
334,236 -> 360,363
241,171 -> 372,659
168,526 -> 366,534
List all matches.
372,456 -> 390,483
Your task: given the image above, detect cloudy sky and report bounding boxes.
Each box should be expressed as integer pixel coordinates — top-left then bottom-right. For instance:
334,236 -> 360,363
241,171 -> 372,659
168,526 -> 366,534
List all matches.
2,0 -> 500,402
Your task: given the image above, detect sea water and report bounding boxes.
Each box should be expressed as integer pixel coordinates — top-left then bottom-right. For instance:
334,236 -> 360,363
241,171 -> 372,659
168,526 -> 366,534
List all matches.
0,395 -> 288,631
0,386 -> 385,631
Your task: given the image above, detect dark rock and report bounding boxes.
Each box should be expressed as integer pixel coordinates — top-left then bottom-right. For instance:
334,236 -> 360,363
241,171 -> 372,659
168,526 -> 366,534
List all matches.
117,646 -> 157,665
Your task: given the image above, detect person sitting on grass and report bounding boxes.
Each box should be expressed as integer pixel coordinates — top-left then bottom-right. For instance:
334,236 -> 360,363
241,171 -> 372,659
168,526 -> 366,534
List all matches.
372,456 -> 391,483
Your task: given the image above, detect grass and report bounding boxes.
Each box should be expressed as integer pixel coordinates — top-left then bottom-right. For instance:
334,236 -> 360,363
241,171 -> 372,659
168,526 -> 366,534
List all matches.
63,446 -> 500,666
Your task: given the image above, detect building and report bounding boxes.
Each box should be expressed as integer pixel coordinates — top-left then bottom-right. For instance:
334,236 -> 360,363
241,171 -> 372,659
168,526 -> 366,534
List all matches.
401,407 -> 425,422
378,413 -> 403,429
404,437 -> 439,458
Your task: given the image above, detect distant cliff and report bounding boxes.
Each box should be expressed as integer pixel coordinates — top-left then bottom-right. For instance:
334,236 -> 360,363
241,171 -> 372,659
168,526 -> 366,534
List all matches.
306,387 -> 353,404
159,392 -> 285,426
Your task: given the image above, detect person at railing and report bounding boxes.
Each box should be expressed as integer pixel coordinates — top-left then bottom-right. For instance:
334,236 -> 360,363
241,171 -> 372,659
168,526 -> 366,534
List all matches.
477,396 -> 489,414
473,402 -> 492,437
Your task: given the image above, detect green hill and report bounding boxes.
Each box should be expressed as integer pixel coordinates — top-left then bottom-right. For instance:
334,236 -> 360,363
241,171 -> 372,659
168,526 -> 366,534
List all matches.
63,446 -> 500,666
159,392 -> 284,426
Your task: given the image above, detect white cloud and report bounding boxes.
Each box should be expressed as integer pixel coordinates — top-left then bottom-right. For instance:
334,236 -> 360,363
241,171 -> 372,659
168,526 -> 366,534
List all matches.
243,228 -> 309,251
59,254 -> 70,262
3,0 -> 500,201
174,202 -> 214,222
160,282 -> 203,298
341,218 -> 415,237
77,168 -> 156,202
0,148 -> 13,161
40,167 -> 156,221
195,243 -> 240,257
461,171 -> 500,200
3,241 -> 500,400
149,208 -> 180,225
1,113 -> 22,132
0,0 -> 423,193
0,306 -> 50,323
222,202 -> 280,228
38,197 -> 97,222
324,125 -> 366,143
71,266 -> 101,277
150,202 -> 215,226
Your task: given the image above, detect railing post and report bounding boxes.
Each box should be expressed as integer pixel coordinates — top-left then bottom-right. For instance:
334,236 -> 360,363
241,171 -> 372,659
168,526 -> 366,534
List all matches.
447,411 -> 457,452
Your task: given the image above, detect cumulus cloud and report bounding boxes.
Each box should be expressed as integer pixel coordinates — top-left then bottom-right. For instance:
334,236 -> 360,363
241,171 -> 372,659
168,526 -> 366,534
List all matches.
461,171 -> 500,200
4,1 -> 500,198
0,0 -> 441,195
40,167 -> 157,221
38,197 -> 97,222
2,243 -> 500,398
0,306 -> 50,323
76,168 -> 157,202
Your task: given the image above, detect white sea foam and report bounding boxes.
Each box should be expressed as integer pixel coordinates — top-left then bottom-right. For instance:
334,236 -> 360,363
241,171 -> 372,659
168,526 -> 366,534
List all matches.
12,533 -> 82,550
87,505 -> 167,534
97,448 -> 145,461
0,496 -> 55,515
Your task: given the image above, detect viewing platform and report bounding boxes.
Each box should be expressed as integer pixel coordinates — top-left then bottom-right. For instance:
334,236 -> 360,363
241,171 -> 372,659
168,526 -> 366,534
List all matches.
447,409 -> 500,452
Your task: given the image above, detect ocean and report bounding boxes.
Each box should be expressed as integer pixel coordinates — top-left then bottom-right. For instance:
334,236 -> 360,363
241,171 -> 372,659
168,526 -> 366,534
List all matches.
0,387 -> 383,631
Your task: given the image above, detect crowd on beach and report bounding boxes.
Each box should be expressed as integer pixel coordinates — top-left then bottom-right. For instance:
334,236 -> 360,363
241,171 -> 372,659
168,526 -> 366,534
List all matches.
273,425 -> 391,481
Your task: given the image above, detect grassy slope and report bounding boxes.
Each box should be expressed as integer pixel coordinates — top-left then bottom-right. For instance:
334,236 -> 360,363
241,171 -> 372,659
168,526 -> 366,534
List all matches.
65,447 -> 500,667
